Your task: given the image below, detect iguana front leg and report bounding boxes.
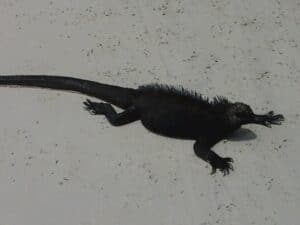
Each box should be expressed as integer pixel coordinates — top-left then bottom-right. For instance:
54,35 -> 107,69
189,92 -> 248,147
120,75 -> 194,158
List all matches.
84,99 -> 139,126
193,138 -> 234,176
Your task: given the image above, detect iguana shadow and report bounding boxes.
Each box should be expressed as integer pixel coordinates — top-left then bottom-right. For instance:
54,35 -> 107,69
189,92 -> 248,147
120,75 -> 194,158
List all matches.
228,128 -> 257,141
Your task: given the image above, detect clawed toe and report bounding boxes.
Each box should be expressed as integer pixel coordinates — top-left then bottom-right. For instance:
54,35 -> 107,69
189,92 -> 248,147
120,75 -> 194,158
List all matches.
210,157 -> 234,176
221,158 -> 234,176
254,111 -> 284,127
83,99 -> 93,108
83,99 -> 107,115
224,157 -> 234,163
273,114 -> 284,121
83,99 -> 97,114
260,112 -> 285,128
269,114 -> 285,126
210,167 -> 217,175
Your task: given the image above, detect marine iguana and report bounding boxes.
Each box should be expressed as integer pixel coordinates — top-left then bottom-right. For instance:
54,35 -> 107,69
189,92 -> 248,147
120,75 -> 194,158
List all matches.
0,75 -> 284,175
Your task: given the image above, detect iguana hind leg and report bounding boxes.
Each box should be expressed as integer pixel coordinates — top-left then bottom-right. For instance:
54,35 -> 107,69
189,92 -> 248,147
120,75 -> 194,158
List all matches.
84,99 -> 139,126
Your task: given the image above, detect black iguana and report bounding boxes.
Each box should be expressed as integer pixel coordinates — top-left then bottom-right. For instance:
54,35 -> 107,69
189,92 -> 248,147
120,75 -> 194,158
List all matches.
0,75 -> 284,175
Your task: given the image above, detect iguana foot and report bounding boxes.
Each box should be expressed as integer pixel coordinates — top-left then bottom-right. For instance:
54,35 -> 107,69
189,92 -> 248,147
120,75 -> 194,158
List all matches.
210,157 -> 234,176
253,111 -> 284,127
83,99 -> 109,115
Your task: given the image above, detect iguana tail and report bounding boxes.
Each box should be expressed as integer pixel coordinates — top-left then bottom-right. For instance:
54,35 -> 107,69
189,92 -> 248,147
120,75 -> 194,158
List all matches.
0,75 -> 137,109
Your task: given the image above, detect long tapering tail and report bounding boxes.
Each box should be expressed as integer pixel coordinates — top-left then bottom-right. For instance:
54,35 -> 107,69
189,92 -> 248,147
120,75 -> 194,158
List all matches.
0,75 -> 137,109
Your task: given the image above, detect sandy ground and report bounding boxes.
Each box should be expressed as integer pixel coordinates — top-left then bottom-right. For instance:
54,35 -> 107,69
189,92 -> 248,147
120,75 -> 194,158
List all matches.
0,0 -> 299,225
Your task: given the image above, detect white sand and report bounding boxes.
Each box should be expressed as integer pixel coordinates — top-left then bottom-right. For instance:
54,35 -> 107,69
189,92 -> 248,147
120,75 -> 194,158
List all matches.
0,1 -> 299,225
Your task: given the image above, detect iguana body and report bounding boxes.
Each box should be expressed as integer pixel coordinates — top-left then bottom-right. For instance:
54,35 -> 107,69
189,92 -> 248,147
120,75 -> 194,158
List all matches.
0,75 -> 284,175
